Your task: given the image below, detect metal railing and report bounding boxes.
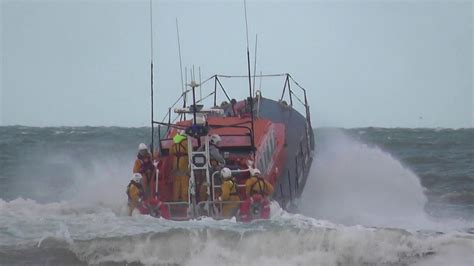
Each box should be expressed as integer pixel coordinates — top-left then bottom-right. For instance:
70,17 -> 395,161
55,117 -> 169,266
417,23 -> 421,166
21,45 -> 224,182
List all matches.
161,201 -> 191,220
196,200 -> 246,220
210,168 -> 251,201
158,200 -> 246,220
150,73 -> 312,153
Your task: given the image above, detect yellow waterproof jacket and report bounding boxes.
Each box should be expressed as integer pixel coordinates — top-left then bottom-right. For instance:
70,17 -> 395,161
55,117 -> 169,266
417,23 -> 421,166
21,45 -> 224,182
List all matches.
170,140 -> 189,173
127,181 -> 142,202
132,153 -> 154,196
127,181 -> 143,216
245,176 -> 274,197
221,179 -> 240,201
133,159 -> 141,173
133,152 -> 152,173
220,178 -> 240,218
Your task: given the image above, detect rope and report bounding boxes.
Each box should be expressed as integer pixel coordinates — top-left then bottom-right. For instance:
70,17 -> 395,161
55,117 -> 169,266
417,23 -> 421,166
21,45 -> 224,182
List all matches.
216,73 -> 287,78
196,91 -> 215,104
288,74 -> 307,92
290,91 -> 305,106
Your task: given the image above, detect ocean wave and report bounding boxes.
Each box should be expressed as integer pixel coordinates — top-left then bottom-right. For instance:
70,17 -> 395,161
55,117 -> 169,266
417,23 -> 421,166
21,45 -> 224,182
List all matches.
441,191 -> 474,205
1,225 -> 473,266
1,196 -> 474,265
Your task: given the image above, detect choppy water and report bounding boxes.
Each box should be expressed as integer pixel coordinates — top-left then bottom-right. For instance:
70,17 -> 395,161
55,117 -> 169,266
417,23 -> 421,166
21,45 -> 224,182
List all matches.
0,126 -> 473,265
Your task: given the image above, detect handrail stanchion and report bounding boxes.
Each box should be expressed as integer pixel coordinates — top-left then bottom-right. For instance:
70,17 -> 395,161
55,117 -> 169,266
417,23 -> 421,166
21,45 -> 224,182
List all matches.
287,75 -> 293,107
280,76 -> 288,102
287,169 -> 293,201
214,76 -> 218,106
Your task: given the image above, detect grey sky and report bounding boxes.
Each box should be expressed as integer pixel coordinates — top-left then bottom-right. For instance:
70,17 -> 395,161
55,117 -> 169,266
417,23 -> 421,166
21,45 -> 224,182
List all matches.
1,0 -> 473,128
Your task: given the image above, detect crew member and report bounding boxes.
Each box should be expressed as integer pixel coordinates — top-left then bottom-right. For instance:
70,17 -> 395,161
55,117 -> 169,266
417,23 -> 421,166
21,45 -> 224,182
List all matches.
245,168 -> 274,198
209,134 -> 225,167
170,131 -> 189,201
133,143 -> 155,198
126,173 -> 144,216
218,167 -> 240,218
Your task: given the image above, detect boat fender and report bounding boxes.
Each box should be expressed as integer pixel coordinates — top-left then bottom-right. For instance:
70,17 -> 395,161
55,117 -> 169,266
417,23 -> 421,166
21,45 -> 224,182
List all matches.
250,201 -> 262,218
147,198 -> 170,219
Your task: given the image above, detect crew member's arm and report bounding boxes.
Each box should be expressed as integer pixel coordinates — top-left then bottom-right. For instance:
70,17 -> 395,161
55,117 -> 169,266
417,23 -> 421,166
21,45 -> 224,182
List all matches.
265,180 -> 274,196
245,178 -> 255,197
210,146 -> 226,165
129,185 -> 140,202
220,181 -> 231,201
133,159 -> 141,173
128,185 -> 140,216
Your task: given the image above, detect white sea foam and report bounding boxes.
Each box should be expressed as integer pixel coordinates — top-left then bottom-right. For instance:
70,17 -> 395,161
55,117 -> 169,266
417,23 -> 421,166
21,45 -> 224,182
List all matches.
1,197 -> 473,266
300,131 -> 474,232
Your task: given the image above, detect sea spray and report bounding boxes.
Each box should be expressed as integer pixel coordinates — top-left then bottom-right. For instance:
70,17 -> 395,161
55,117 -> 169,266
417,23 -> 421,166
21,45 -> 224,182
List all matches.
300,130 -> 432,229
65,157 -> 132,212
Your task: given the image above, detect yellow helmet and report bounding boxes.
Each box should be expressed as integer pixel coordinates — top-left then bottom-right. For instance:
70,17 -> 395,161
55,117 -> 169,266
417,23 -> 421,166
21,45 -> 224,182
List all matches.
173,132 -> 187,144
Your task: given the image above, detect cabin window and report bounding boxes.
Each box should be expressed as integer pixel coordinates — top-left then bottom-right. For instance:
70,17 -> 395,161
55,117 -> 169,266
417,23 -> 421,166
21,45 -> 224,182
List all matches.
260,129 -> 273,174
269,133 -> 275,154
263,147 -> 270,170
257,126 -> 278,174
265,142 -> 272,163
258,144 -> 268,174
259,157 -> 265,172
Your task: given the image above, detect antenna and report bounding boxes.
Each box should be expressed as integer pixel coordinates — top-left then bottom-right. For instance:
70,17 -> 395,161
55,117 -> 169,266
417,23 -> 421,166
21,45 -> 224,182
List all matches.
186,67 -> 199,125
177,19 -> 186,122
149,0 -> 155,155
253,34 -> 258,96
244,0 -> 256,153
199,67 -> 202,101
176,18 -> 185,94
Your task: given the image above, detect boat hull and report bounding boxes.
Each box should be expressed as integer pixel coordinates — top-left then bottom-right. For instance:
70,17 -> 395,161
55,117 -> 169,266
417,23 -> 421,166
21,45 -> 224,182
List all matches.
257,97 -> 315,210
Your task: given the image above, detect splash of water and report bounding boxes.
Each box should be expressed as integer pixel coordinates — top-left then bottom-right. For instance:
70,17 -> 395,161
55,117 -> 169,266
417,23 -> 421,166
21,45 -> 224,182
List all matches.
300,130 -> 433,230
65,157 -> 132,213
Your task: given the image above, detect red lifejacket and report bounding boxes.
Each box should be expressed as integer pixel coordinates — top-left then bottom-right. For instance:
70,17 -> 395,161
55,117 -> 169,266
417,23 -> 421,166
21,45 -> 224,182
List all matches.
137,153 -> 155,181
138,197 -> 171,219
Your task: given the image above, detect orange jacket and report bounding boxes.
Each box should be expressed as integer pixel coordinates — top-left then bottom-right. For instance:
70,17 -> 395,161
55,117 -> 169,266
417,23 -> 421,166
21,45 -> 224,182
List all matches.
133,153 -> 155,193
133,159 -> 142,174
133,152 -> 153,173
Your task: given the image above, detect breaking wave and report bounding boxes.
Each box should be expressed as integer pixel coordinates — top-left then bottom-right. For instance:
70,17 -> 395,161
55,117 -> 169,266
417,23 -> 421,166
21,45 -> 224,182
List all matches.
1,198 -> 473,266
5,228 -> 474,266
300,131 -> 474,232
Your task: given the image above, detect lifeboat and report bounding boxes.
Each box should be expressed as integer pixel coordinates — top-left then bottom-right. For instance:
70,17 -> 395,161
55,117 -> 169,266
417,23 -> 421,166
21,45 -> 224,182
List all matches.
140,74 -> 314,221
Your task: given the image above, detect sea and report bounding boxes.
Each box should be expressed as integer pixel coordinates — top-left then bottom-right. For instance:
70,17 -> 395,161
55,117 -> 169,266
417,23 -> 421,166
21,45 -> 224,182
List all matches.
0,126 -> 473,265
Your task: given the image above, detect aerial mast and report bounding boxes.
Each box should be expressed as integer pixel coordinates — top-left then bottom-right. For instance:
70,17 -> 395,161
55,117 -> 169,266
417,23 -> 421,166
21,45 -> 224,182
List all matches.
149,0 -> 155,155
244,0 -> 256,153
253,34 -> 258,96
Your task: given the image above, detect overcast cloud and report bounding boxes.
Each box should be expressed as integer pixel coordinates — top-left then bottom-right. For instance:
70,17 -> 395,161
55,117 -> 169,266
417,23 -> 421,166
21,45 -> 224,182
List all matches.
1,0 -> 473,128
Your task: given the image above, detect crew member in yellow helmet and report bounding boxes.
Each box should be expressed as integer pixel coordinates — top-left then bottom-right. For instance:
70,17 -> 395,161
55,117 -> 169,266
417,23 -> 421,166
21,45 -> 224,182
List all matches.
245,168 -> 274,198
126,173 -> 144,216
218,167 -> 240,218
